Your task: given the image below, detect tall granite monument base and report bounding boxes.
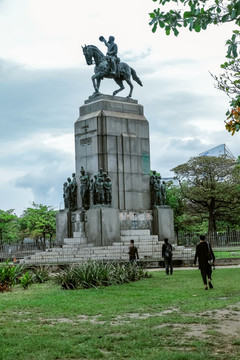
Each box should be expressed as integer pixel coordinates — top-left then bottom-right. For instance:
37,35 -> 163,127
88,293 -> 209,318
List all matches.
75,94 -> 151,211
75,94 -> 151,245
56,95 -> 175,245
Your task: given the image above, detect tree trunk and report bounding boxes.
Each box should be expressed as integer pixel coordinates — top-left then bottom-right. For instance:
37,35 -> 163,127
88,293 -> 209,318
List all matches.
176,229 -> 179,246
208,199 -> 217,236
227,225 -> 230,244
43,232 -> 46,250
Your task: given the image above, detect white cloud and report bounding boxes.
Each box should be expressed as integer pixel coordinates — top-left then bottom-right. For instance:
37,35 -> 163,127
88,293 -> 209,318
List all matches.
0,0 -> 239,215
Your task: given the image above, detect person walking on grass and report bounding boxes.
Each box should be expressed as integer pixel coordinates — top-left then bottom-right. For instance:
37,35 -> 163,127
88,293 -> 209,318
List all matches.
194,234 -> 215,290
128,239 -> 139,264
162,238 -> 173,275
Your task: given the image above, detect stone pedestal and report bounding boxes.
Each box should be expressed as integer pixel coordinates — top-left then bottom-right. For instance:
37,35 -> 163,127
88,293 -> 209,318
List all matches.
119,211 -> 153,232
153,207 -> 175,241
85,207 -> 120,246
70,210 -> 86,236
56,95 -> 175,247
75,95 -> 151,210
56,210 -> 71,243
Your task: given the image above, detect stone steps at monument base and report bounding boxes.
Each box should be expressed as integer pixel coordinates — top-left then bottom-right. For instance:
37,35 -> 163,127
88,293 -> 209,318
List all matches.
19,237 -> 193,265
62,237 -> 160,247
62,242 -> 87,247
112,240 -> 159,246
120,235 -> 159,243
175,246 -> 185,250
62,246 -> 95,252
86,248 -> 152,254
21,252 -> 191,264
22,255 -> 131,264
63,238 -> 87,245
73,232 -> 86,238
23,245 -> 187,260
62,239 -> 161,249
120,230 -> 151,236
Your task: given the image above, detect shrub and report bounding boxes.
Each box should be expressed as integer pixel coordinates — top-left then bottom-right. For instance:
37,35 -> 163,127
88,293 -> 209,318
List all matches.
54,260 -> 151,290
74,260 -> 115,288
31,265 -> 50,283
54,265 -> 80,290
0,261 -> 23,292
19,271 -> 33,289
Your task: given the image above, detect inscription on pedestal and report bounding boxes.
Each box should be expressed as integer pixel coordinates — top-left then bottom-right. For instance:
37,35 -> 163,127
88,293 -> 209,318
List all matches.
80,137 -> 92,146
76,127 -> 97,147
76,129 -> 97,137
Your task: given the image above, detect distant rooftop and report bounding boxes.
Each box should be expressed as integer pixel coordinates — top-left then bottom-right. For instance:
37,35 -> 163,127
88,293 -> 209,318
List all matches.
162,144 -> 236,185
199,144 -> 235,160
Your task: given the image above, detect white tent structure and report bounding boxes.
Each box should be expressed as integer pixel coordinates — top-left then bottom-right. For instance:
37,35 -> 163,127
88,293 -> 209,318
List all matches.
163,144 -> 236,184
199,144 -> 235,159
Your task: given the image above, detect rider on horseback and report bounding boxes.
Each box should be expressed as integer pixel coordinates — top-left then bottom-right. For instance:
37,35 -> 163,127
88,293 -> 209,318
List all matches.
99,36 -> 119,77
82,40 -> 142,98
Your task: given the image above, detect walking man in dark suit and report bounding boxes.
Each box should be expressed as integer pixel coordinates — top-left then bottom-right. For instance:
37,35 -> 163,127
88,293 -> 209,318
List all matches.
128,239 -> 139,264
194,235 -> 215,290
162,238 -> 173,275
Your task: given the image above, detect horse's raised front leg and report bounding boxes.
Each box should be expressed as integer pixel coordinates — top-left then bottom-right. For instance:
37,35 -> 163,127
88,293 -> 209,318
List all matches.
113,78 -> 124,96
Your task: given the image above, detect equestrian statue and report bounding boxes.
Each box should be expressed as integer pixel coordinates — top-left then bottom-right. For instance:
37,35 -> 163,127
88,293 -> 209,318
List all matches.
82,35 -> 143,98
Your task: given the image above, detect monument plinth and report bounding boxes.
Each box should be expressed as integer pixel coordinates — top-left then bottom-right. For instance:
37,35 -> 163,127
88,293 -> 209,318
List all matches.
75,95 -> 151,211
57,95 -> 175,245
153,206 -> 175,241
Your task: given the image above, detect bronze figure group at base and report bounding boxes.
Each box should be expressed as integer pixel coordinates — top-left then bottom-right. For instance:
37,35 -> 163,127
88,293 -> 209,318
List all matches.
63,167 -> 112,211
150,170 -> 167,207
63,173 -> 77,211
89,168 -> 112,208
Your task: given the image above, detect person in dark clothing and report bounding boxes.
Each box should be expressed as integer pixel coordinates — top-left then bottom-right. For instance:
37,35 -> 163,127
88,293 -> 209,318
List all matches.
194,234 -> 215,290
100,35 -> 119,76
128,239 -> 139,264
162,238 -> 173,275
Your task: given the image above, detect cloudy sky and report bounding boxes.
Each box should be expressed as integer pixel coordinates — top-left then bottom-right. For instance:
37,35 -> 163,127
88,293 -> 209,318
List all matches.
0,0 -> 239,216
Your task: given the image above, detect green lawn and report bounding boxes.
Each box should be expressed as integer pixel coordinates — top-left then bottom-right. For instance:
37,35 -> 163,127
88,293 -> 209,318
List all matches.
214,248 -> 240,258
1,268 -> 240,360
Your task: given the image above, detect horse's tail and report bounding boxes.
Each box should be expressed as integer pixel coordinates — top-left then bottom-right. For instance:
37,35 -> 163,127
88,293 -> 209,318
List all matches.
130,68 -> 143,87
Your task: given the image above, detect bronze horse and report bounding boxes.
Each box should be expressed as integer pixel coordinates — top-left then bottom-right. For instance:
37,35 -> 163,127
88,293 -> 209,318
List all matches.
82,45 -> 143,98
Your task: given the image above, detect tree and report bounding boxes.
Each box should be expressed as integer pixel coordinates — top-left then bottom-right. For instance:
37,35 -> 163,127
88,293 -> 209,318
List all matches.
211,47 -> 240,135
166,181 -> 186,232
20,203 -> 57,248
166,181 -> 210,239
171,155 -> 240,234
149,0 -> 240,133
0,209 -> 18,244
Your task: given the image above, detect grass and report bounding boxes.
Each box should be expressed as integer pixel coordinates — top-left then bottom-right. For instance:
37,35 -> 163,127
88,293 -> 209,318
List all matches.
0,268 -> 240,360
214,250 -> 240,258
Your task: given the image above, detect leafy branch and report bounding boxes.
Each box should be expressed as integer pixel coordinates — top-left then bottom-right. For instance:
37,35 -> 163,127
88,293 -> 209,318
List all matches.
149,0 -> 240,133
